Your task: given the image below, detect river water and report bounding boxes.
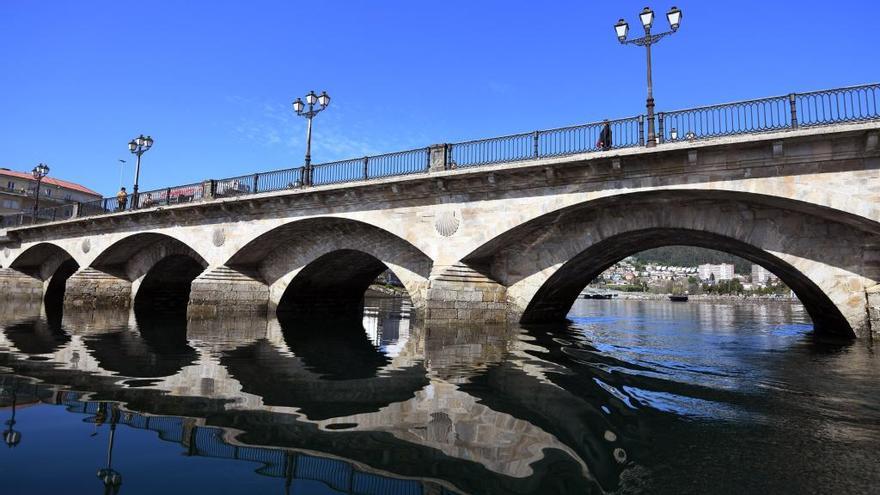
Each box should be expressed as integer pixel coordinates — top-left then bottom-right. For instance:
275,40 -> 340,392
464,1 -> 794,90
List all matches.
0,297 -> 878,494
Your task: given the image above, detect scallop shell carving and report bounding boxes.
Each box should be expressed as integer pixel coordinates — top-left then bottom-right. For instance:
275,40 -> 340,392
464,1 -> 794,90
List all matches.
212,228 -> 226,247
434,211 -> 460,237
81,239 -> 91,254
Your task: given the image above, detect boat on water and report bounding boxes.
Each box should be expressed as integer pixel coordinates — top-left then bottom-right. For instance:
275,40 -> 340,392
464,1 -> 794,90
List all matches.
583,293 -> 614,299
668,294 -> 689,302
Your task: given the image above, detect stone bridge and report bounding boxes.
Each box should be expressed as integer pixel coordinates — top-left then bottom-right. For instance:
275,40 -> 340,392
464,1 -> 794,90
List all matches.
2,121 -> 880,338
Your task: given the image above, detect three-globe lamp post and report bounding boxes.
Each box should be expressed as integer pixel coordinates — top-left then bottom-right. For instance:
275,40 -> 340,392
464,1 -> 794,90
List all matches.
127,134 -> 153,209
615,6 -> 683,147
31,163 -> 50,220
292,90 -> 331,186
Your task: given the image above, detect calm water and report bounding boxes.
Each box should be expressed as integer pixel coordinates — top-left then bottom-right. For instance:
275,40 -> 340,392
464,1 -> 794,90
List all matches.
1,297 -> 878,494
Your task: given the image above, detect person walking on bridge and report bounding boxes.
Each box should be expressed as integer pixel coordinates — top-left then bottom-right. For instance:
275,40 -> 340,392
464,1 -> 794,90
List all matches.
116,187 -> 128,211
597,120 -> 613,151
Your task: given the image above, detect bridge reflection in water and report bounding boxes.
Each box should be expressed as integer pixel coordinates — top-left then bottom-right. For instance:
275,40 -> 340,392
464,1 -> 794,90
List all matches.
3,295 -> 875,494
0,295 -> 614,494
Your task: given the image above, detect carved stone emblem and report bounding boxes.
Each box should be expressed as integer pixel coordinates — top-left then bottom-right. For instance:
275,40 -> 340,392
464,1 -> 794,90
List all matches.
2,247 -> 8,259
434,211 -> 460,237
212,228 -> 226,247
81,239 -> 91,253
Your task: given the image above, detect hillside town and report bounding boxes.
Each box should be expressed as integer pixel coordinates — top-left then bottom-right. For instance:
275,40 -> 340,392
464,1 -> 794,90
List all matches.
590,257 -> 787,296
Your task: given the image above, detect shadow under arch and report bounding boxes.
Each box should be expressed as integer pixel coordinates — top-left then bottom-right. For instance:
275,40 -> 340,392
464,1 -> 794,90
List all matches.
134,254 -> 206,316
519,228 -> 848,330
89,233 -> 209,317
8,242 -> 75,279
276,249 -> 411,319
225,217 -> 432,319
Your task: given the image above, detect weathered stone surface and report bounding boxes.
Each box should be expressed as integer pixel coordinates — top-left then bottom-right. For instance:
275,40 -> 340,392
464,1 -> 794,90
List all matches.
63,268 -> 132,310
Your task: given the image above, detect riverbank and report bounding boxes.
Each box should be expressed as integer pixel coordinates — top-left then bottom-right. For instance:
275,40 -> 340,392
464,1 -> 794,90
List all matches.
366,285 -> 409,298
611,292 -> 801,305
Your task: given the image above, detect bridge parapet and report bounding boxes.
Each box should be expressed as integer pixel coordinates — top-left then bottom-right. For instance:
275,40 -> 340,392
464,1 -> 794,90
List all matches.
1,83 -> 877,232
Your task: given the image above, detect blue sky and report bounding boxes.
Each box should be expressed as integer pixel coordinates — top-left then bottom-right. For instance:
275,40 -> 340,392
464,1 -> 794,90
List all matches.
1,0 -> 876,197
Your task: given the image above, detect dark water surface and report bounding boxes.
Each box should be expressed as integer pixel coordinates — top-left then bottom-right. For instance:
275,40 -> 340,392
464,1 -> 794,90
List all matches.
0,297 -> 878,494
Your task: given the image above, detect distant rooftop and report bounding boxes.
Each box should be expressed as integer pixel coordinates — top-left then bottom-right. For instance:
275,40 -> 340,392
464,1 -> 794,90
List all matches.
0,168 -> 102,197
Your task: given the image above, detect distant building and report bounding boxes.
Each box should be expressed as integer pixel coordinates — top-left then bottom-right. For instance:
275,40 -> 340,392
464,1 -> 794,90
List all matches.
0,168 -> 101,216
751,264 -> 778,286
698,263 -> 735,281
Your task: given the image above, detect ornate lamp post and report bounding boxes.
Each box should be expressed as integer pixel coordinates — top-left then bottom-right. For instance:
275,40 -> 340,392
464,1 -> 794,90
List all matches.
31,163 -> 50,218
615,6 -> 683,147
292,90 -> 331,186
127,134 -> 153,209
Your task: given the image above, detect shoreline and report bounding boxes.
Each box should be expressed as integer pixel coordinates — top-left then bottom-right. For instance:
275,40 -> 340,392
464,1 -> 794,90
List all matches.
593,292 -> 802,305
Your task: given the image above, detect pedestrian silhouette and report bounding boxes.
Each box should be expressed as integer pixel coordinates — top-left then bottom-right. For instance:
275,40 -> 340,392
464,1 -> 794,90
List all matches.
597,121 -> 613,151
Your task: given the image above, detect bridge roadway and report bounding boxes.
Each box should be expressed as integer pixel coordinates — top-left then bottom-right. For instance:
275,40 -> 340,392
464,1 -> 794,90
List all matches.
1,120 -> 880,338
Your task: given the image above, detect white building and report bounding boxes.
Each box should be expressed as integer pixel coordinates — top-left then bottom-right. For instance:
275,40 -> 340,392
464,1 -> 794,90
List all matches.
698,263 -> 735,281
751,264 -> 779,286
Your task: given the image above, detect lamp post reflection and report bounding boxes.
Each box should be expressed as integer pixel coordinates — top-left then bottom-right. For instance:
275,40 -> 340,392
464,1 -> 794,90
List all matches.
95,403 -> 123,495
2,388 -> 21,448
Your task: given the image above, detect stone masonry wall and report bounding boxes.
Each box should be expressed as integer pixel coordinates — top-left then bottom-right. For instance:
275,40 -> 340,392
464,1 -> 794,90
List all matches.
187,266 -> 269,319
63,268 -> 132,310
0,268 -> 43,303
423,264 -> 507,324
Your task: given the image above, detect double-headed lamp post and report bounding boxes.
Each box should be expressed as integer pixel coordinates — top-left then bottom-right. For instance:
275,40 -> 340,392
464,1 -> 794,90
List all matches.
292,90 -> 330,186
31,163 -> 50,217
127,134 -> 153,209
615,6 -> 683,147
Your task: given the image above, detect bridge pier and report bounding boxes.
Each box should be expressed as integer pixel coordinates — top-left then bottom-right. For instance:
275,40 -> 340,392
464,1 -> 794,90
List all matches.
422,264 -> 508,325
187,267 -> 269,319
63,268 -> 132,310
0,268 -> 43,303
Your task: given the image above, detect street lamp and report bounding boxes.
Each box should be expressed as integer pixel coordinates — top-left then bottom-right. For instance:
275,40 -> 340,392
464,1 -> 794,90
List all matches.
292,90 -> 330,185
614,6 -> 683,147
31,163 -> 50,219
127,134 -> 153,209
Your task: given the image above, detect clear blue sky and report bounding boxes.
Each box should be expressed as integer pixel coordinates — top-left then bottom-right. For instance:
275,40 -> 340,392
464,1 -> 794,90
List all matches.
1,0 -> 876,197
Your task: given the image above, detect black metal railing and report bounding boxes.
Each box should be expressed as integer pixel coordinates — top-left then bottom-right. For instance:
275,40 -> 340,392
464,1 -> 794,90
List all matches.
659,95 -> 792,142
796,84 -> 880,127
540,116 -> 644,157
1,83 -> 877,229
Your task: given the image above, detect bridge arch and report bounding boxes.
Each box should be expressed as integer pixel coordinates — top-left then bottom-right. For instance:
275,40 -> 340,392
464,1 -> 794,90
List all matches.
225,217 -> 433,318
85,233 -> 209,314
7,243 -> 80,308
462,190 -> 880,338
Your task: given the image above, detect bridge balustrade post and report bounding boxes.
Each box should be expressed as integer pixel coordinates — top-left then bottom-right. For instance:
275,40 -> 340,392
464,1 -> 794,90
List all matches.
252,174 -> 259,193
428,144 -> 449,172
789,93 -> 798,129
638,115 -> 645,146
657,112 -> 665,144
533,131 -> 540,157
363,156 -> 369,180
